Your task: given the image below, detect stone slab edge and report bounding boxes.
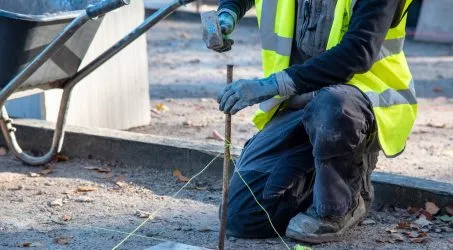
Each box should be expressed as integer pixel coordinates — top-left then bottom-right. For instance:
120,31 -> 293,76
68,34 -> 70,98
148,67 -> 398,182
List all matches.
1,119 -> 452,209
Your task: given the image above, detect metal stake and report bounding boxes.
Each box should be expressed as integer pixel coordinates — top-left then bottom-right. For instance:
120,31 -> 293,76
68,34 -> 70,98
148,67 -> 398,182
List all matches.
218,65 -> 233,250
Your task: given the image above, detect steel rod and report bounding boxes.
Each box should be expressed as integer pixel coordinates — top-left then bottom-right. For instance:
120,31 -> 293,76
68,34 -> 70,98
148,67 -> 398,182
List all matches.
218,64 -> 233,250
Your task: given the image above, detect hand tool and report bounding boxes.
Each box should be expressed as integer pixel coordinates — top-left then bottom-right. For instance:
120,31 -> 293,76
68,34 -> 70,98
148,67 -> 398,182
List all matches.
218,65 -> 233,250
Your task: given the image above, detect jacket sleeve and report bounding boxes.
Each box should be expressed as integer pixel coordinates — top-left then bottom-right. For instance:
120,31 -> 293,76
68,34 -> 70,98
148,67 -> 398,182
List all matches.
285,0 -> 401,94
218,0 -> 255,20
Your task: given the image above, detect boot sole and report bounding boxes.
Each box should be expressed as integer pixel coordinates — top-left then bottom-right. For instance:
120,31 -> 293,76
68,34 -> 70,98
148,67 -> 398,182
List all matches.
289,213 -> 365,244
286,197 -> 367,244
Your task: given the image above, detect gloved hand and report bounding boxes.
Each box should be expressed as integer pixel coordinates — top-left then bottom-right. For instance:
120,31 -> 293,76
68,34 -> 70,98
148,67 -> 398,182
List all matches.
217,74 -> 279,114
212,11 -> 236,53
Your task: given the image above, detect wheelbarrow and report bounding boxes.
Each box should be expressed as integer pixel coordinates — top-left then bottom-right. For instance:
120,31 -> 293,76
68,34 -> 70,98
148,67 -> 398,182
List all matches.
0,0 -> 196,165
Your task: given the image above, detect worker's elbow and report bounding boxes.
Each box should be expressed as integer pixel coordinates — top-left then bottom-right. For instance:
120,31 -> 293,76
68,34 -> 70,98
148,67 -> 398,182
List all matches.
356,58 -> 373,73
348,38 -> 378,74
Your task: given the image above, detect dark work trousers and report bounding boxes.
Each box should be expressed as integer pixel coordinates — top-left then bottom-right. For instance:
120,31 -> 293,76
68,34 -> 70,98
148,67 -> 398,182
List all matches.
226,84 -> 379,238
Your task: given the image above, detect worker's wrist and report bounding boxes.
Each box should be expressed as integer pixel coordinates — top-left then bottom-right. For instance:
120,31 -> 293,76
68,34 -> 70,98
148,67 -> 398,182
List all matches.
217,9 -> 238,27
274,71 -> 297,97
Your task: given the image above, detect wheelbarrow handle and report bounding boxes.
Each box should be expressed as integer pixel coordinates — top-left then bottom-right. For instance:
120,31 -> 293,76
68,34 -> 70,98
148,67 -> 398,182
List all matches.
87,0 -> 130,19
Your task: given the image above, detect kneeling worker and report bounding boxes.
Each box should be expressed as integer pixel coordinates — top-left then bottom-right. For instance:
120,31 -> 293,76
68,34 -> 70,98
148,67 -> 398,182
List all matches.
209,0 -> 417,243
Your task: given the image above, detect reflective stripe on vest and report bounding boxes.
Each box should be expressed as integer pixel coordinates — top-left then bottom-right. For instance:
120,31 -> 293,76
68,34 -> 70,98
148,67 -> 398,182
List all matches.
260,0 -> 292,57
253,0 -> 417,157
376,38 -> 405,62
365,79 -> 416,108
253,0 -> 295,130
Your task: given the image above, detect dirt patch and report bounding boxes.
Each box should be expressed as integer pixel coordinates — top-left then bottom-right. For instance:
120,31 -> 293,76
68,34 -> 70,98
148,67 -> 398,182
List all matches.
1,155 -> 452,249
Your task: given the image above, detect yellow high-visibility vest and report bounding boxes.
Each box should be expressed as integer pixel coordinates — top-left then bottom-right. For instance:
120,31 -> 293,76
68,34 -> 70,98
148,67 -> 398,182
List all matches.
253,0 -> 417,157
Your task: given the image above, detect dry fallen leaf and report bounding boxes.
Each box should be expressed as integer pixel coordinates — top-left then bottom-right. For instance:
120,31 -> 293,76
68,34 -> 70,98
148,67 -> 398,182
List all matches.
425,202 -> 440,215
155,103 -> 170,112
50,199 -> 63,207
376,238 -> 395,244
16,242 -> 33,247
135,210 -> 151,218
426,122 -> 446,129
391,233 -> 405,242
198,227 -> 212,232
77,186 -> 98,192
56,154 -> 69,162
28,172 -> 41,178
173,169 -> 190,182
39,168 -> 54,176
84,166 -> 111,173
360,219 -> 376,226
441,150 -> 453,157
405,231 -> 420,238
55,236 -> 72,245
420,210 -> 434,220
418,232 -> 428,238
410,237 -> 431,244
446,206 -> 453,216
396,221 -> 411,229
115,181 -> 127,188
62,215 -> 72,221
386,228 -> 398,234
75,197 -> 93,203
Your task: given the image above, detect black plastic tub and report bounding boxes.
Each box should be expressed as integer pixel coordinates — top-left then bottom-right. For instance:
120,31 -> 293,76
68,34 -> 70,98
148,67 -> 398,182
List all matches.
0,0 -> 103,91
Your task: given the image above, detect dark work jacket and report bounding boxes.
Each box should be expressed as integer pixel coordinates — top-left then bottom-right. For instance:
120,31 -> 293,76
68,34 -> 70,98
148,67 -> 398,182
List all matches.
218,0 -> 404,94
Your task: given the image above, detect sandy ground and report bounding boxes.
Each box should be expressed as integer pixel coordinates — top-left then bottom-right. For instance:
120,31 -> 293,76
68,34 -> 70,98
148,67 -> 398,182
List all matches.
1,11 -> 453,250
131,17 -> 453,184
0,155 -> 452,250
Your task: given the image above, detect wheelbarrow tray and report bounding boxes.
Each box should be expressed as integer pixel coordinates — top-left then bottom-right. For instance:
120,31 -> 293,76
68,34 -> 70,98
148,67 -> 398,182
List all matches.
0,0 -> 102,92
0,0 -> 196,166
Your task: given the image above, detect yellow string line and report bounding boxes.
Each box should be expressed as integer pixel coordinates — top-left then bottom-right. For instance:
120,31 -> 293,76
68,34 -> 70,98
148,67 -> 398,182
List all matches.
224,138 -> 291,249
113,138 -> 291,250
231,159 -> 292,250
111,152 -> 222,250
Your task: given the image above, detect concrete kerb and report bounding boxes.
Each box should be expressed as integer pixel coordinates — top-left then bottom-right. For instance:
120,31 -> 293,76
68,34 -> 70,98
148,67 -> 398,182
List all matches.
1,119 -> 452,210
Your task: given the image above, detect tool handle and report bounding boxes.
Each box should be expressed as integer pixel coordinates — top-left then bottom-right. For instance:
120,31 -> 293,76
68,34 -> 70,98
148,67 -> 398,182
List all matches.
86,0 -> 130,19
218,65 -> 233,250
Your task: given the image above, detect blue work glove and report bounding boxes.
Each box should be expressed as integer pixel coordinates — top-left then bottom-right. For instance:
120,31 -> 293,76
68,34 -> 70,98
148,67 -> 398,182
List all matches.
213,11 -> 236,53
217,74 -> 279,114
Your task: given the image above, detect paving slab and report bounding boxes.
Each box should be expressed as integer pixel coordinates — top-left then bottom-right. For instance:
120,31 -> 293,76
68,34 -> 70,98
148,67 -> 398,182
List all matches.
146,241 -> 212,250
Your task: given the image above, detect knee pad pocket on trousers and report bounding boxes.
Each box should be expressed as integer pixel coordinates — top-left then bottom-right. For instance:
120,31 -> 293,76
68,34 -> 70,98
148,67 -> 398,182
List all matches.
302,86 -> 368,159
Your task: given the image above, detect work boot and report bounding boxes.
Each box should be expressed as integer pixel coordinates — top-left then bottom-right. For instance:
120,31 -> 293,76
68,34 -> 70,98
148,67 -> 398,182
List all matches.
285,195 -> 366,243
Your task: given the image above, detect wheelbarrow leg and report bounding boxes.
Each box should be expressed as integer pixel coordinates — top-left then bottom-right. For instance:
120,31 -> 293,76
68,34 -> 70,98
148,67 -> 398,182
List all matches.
0,85 -> 74,166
